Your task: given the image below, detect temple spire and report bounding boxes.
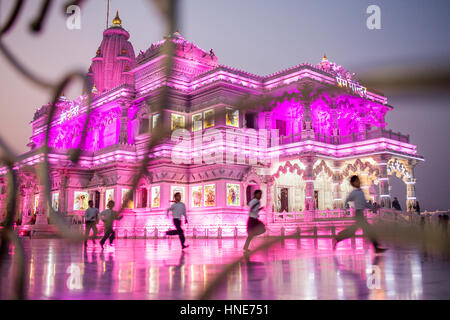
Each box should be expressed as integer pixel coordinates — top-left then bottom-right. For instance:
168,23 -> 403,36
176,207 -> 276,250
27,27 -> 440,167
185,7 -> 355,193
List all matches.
112,10 -> 122,27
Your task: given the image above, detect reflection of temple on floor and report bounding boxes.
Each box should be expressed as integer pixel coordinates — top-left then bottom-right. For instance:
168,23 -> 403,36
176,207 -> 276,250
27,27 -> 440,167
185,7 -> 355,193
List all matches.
0,13 -> 424,238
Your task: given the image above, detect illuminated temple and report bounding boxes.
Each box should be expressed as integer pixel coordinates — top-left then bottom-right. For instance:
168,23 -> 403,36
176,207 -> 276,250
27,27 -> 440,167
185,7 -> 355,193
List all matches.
0,13 -> 424,236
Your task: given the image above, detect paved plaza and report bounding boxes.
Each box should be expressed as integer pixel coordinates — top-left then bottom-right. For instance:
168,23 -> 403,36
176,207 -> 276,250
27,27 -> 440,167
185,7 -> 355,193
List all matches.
1,237 -> 449,300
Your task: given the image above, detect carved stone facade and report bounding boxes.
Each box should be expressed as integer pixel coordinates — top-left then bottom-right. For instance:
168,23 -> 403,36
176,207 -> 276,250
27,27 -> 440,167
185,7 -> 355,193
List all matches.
0,15 -> 424,234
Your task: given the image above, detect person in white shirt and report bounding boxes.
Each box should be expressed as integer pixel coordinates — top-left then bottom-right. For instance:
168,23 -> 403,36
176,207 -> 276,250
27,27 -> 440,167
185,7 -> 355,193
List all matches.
243,190 -> 266,252
166,192 -> 189,249
99,200 -> 123,249
84,200 -> 99,245
333,175 -> 387,253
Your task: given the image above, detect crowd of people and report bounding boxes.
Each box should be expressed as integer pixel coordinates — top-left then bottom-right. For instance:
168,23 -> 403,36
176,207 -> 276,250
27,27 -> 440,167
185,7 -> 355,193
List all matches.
4,175 -> 447,253
80,174 -> 391,253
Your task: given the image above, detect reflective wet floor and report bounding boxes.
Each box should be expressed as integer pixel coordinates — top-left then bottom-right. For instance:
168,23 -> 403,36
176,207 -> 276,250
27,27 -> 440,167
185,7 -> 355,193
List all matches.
1,238 -> 449,300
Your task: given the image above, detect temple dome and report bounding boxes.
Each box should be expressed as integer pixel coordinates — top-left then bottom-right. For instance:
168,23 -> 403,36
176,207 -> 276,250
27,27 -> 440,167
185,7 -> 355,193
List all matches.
87,11 -> 136,93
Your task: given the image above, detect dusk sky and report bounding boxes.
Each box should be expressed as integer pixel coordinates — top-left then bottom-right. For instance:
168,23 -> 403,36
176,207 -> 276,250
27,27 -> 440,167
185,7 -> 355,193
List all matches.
0,0 -> 449,210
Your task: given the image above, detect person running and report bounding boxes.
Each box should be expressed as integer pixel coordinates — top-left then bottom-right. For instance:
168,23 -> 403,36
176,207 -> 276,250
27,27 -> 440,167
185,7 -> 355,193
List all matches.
84,200 -> 99,245
99,200 -> 123,249
333,175 -> 387,253
166,192 -> 189,250
243,190 -> 266,253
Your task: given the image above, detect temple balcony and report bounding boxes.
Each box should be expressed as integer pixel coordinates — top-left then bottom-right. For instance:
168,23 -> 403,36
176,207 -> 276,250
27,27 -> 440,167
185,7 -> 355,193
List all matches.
271,127 -> 421,160
277,127 -> 409,145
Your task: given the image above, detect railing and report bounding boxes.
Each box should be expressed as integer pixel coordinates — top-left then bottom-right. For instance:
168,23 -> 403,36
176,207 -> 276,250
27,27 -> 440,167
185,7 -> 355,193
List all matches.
278,127 -> 410,146
272,208 -> 377,223
379,208 -> 450,224
273,208 -> 449,226
25,208 -> 448,240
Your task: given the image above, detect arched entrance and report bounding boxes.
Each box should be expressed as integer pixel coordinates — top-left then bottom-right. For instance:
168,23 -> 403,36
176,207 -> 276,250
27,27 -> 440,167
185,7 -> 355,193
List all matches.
389,175 -> 406,211
242,168 -> 263,206
340,159 -> 380,206
274,170 -> 305,212
387,158 -> 415,211
313,171 -> 333,210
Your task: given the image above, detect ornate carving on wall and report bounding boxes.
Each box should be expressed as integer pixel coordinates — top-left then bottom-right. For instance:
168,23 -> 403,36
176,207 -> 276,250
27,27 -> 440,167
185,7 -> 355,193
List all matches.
103,174 -> 121,186
139,172 -> 152,185
341,158 -> 379,178
313,160 -> 334,178
88,172 -> 105,188
273,161 -> 305,179
387,158 -> 411,181
242,167 -> 263,185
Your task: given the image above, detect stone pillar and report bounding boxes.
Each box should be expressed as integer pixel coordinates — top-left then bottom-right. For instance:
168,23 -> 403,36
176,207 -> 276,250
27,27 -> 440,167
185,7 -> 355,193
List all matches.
99,188 -> 106,212
302,155 -> 316,219
115,187 -> 122,210
332,161 -> 343,209
89,191 -> 95,204
59,182 -> 66,214
406,160 -> 417,212
35,185 -> 48,225
265,177 -> 274,224
119,103 -> 129,144
21,189 -> 31,224
264,112 -> 271,130
331,99 -> 338,127
16,191 -> 24,223
376,155 -> 391,208
134,188 -> 139,208
56,169 -> 68,214
146,187 -> 151,208
301,99 -> 315,140
406,181 -> 417,212
24,190 -> 32,219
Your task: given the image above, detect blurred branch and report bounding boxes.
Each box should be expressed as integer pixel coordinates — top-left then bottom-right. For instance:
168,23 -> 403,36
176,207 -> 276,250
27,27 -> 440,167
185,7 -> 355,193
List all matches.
0,0 -> 25,36
30,0 -> 53,33
359,62 -> 450,93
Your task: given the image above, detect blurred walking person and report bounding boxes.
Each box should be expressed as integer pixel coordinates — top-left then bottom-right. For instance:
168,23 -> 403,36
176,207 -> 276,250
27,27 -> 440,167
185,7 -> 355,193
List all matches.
333,175 -> 387,253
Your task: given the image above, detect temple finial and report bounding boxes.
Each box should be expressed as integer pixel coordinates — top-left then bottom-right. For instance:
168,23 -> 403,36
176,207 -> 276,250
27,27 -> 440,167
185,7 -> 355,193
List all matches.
113,10 -> 122,26
173,30 -> 182,38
